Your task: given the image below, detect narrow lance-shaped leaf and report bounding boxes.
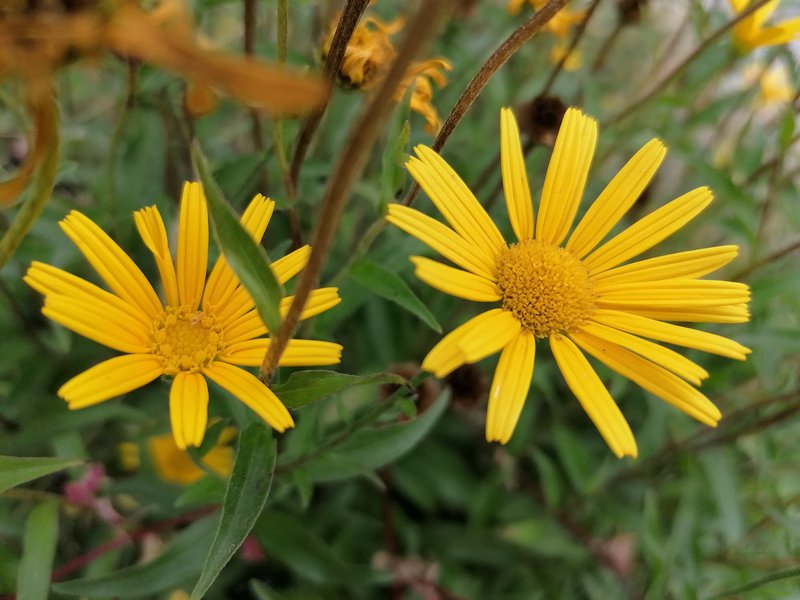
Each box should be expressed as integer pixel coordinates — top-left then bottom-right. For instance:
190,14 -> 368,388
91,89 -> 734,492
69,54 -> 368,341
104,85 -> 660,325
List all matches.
18,500 -> 59,600
0,455 -> 83,494
272,370 -> 406,409
350,259 -> 442,333
191,142 -> 284,334
53,516 -> 217,597
191,423 -> 278,600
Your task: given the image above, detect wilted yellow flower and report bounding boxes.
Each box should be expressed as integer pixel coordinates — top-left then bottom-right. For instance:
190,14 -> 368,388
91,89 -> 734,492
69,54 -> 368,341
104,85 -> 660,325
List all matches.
507,0 -> 585,38
388,108 -> 750,458
322,11 -> 450,133
323,15 -> 403,89
728,0 -> 800,50
25,182 -> 342,449
399,59 -> 453,134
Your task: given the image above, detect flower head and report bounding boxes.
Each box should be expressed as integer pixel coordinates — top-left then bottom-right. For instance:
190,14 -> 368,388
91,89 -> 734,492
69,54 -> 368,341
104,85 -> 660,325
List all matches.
728,0 -> 800,50
149,427 -> 236,486
322,11 -> 451,133
744,62 -> 795,106
26,182 -> 342,449
388,108 -> 751,458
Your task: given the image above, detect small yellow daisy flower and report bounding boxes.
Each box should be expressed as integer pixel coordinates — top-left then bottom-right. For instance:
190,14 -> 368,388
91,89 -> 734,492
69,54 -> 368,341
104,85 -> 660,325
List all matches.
149,427 -> 236,486
728,0 -> 800,50
388,108 -> 751,458
400,58 -> 453,134
25,182 -> 342,449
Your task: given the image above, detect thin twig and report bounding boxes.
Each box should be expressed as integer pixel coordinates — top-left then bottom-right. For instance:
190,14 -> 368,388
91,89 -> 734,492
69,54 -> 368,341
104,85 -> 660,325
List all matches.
540,0 -> 602,95
401,0 -> 569,207
731,235 -> 800,281
244,0 -> 269,193
260,1 -> 451,380
288,0 -> 370,195
602,0 -> 773,127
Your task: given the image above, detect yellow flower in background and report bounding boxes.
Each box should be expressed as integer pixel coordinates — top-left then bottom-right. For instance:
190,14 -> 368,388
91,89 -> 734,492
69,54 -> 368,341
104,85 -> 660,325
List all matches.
26,182 -> 342,449
388,108 -> 751,458
728,0 -> 800,50
149,427 -> 236,485
507,0 -> 585,38
744,62 -> 795,105
322,11 -> 451,133
550,42 -> 581,71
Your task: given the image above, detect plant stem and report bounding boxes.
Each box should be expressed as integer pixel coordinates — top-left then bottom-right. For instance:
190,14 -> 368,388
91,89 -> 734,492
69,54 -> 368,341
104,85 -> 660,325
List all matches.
602,0 -> 772,127
288,0 -> 371,195
260,1 -> 450,381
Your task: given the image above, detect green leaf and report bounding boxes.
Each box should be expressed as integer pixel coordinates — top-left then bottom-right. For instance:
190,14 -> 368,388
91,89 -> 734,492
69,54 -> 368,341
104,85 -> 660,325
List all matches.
779,106 -> 796,150
254,509 -> 386,585
380,107 -> 411,209
294,390 -> 450,483
249,579 -> 290,600
0,456 -> 84,494
191,142 -> 283,335
191,423 -> 277,600
53,516 -> 217,597
174,475 -> 227,508
18,500 -> 59,600
272,370 -> 406,409
349,260 -> 441,333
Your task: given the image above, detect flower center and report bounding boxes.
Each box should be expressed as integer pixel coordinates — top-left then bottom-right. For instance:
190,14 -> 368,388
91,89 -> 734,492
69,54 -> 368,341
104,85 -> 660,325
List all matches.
152,307 -> 223,375
495,239 -> 595,338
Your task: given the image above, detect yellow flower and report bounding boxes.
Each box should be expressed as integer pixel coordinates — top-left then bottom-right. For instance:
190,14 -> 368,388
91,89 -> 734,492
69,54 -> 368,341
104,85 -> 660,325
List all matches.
322,12 -> 450,133
507,0 -> 585,38
728,0 -> 800,50
25,182 -> 342,449
387,108 -> 751,458
323,15 -> 403,89
149,427 -> 236,486
745,62 -> 795,105
549,42 -> 581,71
400,59 -> 453,134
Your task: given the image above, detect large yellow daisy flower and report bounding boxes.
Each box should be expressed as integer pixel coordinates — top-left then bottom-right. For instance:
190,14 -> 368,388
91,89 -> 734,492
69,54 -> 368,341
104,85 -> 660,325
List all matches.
387,108 -> 751,458
25,182 -> 342,449
728,0 -> 800,50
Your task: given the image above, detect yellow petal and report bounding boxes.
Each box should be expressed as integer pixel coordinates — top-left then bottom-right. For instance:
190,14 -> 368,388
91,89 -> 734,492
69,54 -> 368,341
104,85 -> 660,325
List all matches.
386,204 -> 497,280
203,362 -> 294,432
570,330 -> 722,427
583,187 -> 713,275
43,295 -> 151,354
169,372 -> 209,449
408,145 -> 505,258
591,309 -> 751,360
500,108 -> 534,241
280,287 -> 341,320
422,308 -> 520,378
567,139 -> 666,258
410,256 -> 501,302
272,245 -> 311,284
579,321 -> 708,385
550,334 -> 637,459
25,261 -> 151,329
60,211 -> 162,318
751,0 -> 778,28
220,338 -> 343,367
591,246 -> 739,285
486,330 -> 536,444
622,305 -> 750,323
58,354 -> 164,409
203,194 -> 275,311
134,206 -> 180,307
536,108 -> 598,246
177,182 -> 209,310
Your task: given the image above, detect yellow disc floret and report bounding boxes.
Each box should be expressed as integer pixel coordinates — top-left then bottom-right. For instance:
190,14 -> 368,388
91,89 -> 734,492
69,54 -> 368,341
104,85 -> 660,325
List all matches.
496,239 -> 595,338
152,307 -> 224,375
